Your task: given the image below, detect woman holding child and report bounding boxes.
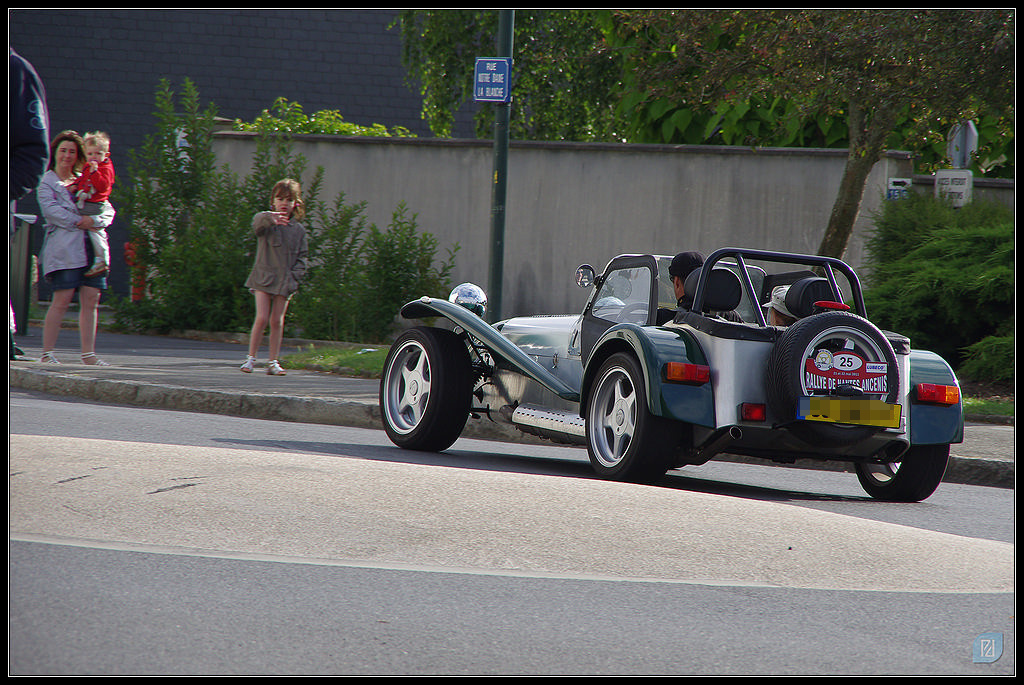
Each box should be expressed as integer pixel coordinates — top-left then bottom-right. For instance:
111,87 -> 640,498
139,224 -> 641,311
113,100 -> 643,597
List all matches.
36,129 -> 115,365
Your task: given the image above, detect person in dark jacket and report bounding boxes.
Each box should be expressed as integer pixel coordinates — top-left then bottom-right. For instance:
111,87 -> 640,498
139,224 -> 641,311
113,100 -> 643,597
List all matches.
669,250 -> 743,322
9,48 -> 50,359
668,251 -> 705,309
9,48 -> 49,203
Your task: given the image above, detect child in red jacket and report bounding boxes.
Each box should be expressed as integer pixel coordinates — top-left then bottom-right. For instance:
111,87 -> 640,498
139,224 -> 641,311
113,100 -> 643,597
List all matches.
71,131 -> 115,277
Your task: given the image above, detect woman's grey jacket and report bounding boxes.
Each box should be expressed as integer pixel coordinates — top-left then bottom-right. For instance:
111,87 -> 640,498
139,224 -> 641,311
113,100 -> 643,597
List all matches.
37,169 -> 115,276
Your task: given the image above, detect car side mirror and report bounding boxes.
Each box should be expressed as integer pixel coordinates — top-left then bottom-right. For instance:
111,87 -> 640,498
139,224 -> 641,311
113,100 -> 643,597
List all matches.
575,264 -> 595,288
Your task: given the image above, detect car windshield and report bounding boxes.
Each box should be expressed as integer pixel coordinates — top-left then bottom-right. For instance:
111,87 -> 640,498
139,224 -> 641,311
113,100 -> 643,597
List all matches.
590,265 -> 653,325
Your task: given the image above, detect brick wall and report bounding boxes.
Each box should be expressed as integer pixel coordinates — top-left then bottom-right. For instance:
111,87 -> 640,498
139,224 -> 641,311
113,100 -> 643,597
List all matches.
10,9 -> 437,153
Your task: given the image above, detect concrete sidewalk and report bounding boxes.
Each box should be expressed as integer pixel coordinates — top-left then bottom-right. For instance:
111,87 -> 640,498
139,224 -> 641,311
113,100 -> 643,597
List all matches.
9,326 -> 1014,489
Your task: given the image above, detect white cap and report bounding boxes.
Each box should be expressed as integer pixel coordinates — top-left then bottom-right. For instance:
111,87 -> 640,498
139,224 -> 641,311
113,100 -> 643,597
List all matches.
763,285 -> 796,318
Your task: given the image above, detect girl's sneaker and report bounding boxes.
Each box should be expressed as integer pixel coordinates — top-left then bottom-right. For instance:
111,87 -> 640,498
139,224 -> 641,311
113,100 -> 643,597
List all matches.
240,355 -> 255,373
266,360 -> 286,376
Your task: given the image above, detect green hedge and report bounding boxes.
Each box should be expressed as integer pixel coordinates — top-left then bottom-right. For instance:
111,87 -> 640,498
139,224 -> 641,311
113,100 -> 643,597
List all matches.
111,79 -> 456,344
863,193 -> 1014,382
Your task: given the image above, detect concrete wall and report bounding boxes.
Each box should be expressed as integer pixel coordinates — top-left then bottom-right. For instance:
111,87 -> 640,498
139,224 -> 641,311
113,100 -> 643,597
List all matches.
215,133 -> 923,318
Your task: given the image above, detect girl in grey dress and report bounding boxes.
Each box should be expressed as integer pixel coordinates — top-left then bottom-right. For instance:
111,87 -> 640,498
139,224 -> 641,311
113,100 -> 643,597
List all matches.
241,178 -> 308,375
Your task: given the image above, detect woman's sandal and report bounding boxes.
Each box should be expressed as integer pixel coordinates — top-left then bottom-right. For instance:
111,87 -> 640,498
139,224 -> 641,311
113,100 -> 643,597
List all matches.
80,352 -> 111,366
40,351 -> 61,364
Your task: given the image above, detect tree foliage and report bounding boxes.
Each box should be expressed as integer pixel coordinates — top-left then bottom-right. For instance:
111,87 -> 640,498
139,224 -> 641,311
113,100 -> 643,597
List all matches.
397,9 -> 1014,261
394,9 -> 623,140
612,9 -> 1014,258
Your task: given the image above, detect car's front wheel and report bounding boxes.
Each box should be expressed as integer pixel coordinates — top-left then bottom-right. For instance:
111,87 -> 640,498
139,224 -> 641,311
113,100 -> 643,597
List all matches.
380,326 -> 473,452
585,352 -> 677,482
854,443 -> 949,501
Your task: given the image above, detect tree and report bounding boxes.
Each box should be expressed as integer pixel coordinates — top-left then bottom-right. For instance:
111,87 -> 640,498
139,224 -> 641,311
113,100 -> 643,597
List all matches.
612,10 -> 1014,258
394,9 -> 623,140
397,10 -> 1013,258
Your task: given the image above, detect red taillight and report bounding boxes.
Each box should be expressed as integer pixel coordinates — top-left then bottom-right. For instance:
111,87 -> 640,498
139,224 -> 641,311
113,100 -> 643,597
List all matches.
740,403 -> 766,421
916,383 -> 961,406
665,362 -> 711,385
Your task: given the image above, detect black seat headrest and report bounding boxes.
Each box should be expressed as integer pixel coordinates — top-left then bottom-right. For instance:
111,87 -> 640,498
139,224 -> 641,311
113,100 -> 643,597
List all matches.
684,267 -> 743,313
785,277 -> 837,318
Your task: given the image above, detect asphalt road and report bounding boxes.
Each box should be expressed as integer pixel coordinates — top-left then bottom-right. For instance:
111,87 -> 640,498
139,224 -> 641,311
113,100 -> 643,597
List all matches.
8,394 -> 1015,675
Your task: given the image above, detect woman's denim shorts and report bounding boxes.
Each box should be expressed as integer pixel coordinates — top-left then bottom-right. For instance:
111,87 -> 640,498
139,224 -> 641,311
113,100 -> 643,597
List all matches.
45,266 -> 107,291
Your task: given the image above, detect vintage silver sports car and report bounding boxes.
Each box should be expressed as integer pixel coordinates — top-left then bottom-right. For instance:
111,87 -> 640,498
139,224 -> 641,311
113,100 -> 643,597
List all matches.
379,247 -> 963,501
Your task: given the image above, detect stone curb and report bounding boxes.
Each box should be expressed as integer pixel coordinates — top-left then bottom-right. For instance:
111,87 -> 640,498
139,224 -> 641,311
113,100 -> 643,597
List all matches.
11,367 -> 1012,489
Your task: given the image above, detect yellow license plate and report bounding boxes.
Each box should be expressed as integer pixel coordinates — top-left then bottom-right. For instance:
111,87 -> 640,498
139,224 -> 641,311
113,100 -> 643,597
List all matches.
798,397 -> 902,428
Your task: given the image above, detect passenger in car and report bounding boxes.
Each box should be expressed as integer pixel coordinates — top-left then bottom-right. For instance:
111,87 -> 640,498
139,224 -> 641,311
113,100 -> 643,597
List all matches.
764,285 -> 798,326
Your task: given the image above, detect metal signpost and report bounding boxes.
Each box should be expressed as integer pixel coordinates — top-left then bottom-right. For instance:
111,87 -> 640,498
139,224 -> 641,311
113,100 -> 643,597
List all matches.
475,10 -> 514,322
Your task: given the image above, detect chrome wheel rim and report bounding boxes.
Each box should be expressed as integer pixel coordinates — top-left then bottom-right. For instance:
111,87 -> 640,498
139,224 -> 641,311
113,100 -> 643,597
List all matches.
589,365 -> 637,468
383,340 -> 432,434
860,461 -> 900,484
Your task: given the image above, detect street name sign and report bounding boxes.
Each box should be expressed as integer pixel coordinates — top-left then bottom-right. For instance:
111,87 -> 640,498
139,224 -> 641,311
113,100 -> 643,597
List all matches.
474,57 -> 512,103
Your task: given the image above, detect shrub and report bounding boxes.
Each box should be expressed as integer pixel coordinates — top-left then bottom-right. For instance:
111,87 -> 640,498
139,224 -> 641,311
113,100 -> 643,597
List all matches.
287,194 -> 370,341
357,202 -> 458,343
959,336 -> 1014,384
112,80 -> 456,343
114,78 -> 258,333
233,97 -> 415,138
864,193 -> 1014,380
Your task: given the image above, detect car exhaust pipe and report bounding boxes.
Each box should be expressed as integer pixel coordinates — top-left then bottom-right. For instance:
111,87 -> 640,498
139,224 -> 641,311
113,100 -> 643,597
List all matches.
698,426 -> 743,461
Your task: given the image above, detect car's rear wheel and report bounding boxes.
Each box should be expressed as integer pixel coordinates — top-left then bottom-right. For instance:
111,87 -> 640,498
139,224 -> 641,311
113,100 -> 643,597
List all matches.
767,311 -> 899,446
585,352 -> 677,482
380,326 -> 472,452
855,443 -> 949,501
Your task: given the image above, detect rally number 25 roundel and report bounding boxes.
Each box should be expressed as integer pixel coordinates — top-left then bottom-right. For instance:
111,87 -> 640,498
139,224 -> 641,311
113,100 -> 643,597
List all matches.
805,349 -> 888,394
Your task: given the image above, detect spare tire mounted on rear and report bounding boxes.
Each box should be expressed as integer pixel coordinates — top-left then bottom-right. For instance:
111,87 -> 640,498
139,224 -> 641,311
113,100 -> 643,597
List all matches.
766,311 -> 899,446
